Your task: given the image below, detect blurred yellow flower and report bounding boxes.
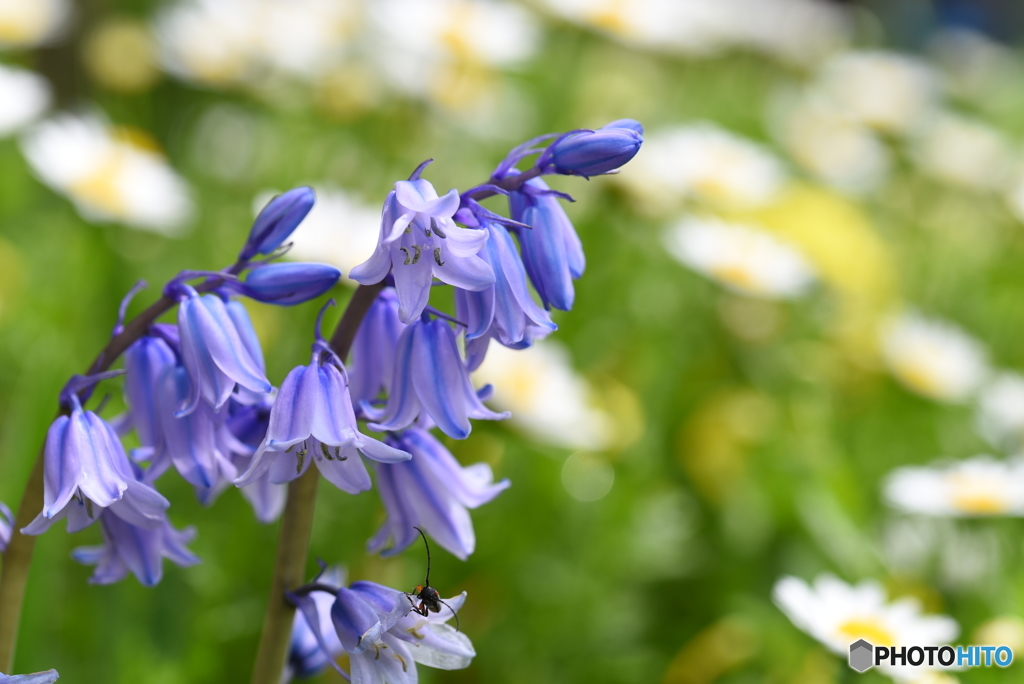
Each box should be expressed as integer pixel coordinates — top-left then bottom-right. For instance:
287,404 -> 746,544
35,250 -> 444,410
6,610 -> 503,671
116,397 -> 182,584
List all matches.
20,114 -> 193,234
880,312 -> 988,402
884,456 -> 1024,517
83,19 -> 161,93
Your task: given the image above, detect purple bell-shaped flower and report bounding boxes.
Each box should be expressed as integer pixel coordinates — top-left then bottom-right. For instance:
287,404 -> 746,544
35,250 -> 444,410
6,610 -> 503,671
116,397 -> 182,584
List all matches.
348,287 -> 407,409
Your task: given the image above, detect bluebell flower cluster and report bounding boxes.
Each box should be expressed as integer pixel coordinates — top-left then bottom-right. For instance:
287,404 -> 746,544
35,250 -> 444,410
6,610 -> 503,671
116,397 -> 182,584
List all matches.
0,670 -> 59,683
20,121 -> 640,680
24,187 -> 343,585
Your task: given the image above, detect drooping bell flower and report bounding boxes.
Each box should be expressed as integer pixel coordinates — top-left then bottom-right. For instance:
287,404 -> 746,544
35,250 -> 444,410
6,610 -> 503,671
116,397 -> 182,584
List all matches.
543,119 -> 644,177
367,315 -> 508,440
234,331 -> 410,494
348,288 -> 406,408
226,397 -> 287,524
509,177 -> 585,312
239,186 -> 316,262
150,365 -> 239,506
288,576 -> 472,683
350,179 -> 494,323
221,262 -> 341,306
122,328 -> 177,462
284,566 -> 345,682
454,222 -> 555,349
23,393 -> 169,535
71,508 -> 199,586
175,287 -> 271,415
369,427 -> 510,560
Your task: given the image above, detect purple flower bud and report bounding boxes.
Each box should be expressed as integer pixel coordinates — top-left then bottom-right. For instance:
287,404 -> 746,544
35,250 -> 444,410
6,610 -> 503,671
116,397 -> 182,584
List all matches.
369,428 -> 509,560
224,262 -> 341,306
176,290 -> 271,416
509,178 -> 585,311
71,508 -> 199,586
23,396 -> 169,535
547,119 -> 643,177
234,345 -> 409,493
350,179 -> 495,323
367,316 -> 509,440
240,186 -> 316,261
349,288 -> 406,408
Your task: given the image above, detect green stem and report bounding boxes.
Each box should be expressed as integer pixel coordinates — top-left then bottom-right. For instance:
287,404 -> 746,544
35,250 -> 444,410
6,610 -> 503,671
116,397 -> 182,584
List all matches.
249,281 -> 384,684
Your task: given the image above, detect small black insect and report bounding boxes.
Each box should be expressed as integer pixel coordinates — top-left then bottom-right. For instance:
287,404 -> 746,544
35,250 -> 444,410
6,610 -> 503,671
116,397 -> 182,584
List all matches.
406,527 -> 460,632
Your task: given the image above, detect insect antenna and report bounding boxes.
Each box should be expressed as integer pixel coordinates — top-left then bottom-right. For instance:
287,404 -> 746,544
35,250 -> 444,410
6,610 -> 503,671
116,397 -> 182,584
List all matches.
438,599 -> 461,632
414,526 -> 431,587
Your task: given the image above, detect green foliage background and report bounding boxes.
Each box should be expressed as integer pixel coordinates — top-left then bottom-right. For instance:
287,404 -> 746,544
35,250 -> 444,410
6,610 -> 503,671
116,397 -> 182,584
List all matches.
2,1 -> 1024,683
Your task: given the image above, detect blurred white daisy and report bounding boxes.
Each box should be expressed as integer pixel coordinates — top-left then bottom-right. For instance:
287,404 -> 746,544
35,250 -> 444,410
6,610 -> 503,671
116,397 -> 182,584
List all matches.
816,51 -> 941,135
155,0 -> 260,87
21,113 -> 193,234
472,341 -> 612,451
911,113 -> 1015,192
0,64 -> 49,136
253,185 -> 379,284
619,124 -> 787,211
538,0 -> 849,65
0,0 -> 71,49
773,93 -> 891,193
250,0 -> 358,79
663,216 -> 816,299
370,0 -> 539,108
880,312 -> 988,403
774,574 -> 959,679
975,372 -> 1024,451
885,456 -> 1024,517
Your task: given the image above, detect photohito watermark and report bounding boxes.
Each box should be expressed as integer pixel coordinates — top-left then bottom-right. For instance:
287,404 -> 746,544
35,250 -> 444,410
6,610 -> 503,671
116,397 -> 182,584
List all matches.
848,639 -> 1013,673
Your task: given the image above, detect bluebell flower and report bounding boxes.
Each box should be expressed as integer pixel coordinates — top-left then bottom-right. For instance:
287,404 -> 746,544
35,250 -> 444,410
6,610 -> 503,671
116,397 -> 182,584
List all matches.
349,288 -> 406,408
240,186 -> 316,261
283,566 -> 345,682
454,222 -> 555,349
367,316 -> 509,440
0,501 -> 13,552
122,330 -> 177,463
234,343 -> 409,493
350,179 -> 495,323
369,427 -> 509,560
149,365 -> 239,506
71,508 -> 199,586
0,670 -> 59,683
176,288 -> 272,415
23,395 -> 169,535
509,178 -> 585,311
226,397 -> 287,524
544,119 -> 644,177
221,262 -> 341,306
289,577 -> 472,683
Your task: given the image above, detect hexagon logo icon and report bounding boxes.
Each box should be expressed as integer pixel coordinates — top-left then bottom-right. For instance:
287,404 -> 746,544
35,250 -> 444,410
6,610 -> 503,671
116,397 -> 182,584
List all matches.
849,639 -> 874,672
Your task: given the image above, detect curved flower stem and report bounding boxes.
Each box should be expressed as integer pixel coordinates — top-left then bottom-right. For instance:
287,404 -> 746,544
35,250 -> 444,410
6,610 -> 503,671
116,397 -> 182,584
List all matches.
463,166 -> 544,203
249,281 -> 384,684
0,277 -> 227,672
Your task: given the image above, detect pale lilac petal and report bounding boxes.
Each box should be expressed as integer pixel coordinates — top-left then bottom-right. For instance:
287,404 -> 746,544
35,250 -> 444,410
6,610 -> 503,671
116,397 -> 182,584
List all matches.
266,365 -> 318,448
369,325 -> 422,433
350,244 -> 393,284
433,254 -> 494,292
392,254 -> 433,323
313,442 -> 372,494
310,364 -> 360,446
354,437 -> 410,464
454,287 -> 493,341
442,225 -> 487,257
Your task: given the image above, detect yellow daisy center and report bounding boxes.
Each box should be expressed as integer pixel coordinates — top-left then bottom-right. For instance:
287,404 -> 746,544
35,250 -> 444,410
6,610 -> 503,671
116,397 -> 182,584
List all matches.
948,475 -> 1009,515
709,263 -> 762,293
68,149 -> 130,217
836,617 -> 896,648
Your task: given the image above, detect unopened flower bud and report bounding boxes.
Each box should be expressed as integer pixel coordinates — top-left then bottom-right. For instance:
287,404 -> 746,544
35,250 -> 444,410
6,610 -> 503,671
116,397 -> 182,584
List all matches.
240,187 -> 316,261
548,119 -> 643,177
